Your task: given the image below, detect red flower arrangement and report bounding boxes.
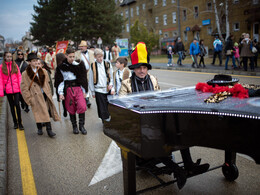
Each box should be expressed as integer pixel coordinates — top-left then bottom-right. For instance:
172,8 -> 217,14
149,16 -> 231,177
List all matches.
196,83 -> 249,99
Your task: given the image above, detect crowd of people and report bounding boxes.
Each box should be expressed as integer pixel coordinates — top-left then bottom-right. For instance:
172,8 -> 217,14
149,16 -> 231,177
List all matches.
166,33 -> 259,71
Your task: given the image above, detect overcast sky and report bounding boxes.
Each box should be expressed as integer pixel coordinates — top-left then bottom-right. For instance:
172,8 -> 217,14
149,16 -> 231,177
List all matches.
0,0 -> 38,42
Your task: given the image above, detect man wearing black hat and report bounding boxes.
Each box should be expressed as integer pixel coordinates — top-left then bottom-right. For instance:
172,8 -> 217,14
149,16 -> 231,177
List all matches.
21,53 -> 60,137
119,42 -> 209,189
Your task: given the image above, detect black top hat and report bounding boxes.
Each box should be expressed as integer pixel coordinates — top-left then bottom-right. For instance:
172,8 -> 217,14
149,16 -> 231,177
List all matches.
207,74 -> 239,86
26,53 -> 39,61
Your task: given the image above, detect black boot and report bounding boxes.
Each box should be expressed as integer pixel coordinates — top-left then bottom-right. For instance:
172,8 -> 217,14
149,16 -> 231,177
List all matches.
45,122 -> 56,137
18,123 -> 24,130
70,114 -> 79,134
36,123 -> 43,135
79,113 -> 87,135
13,118 -> 18,129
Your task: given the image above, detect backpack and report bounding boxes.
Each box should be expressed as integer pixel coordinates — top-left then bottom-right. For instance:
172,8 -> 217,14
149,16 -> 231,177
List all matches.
215,43 -> 223,52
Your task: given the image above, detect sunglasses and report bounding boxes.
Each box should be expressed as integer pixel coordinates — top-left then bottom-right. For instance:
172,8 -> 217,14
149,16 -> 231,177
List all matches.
18,53 -> 23,55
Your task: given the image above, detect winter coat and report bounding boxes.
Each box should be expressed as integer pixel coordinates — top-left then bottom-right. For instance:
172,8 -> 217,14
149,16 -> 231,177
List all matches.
240,40 -> 254,57
199,44 -> 207,56
175,42 -> 185,52
21,65 -> 60,123
225,38 -> 235,56
234,47 -> 240,58
189,42 -> 200,55
15,59 -> 28,73
119,74 -> 160,96
167,49 -> 173,58
0,62 -> 22,97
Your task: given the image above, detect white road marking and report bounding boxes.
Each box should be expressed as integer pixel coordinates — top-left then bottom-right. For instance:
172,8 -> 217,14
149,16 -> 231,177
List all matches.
89,141 -> 122,186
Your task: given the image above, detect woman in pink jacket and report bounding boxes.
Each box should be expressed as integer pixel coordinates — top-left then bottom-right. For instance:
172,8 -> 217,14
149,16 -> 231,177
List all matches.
0,51 -> 24,130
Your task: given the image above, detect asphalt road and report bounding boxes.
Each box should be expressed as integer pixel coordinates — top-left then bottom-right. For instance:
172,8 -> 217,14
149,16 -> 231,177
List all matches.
7,69 -> 260,195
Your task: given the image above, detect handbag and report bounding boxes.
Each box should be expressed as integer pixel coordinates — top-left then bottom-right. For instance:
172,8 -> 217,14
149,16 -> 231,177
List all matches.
252,46 -> 258,54
226,50 -> 232,55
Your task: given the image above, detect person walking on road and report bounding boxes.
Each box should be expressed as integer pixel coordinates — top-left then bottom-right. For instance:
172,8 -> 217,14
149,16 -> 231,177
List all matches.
15,50 -> 30,113
211,36 -> 223,66
189,39 -> 200,68
252,39 -> 259,68
55,48 -> 88,135
224,35 -> 238,70
240,33 -> 255,71
198,40 -> 207,68
0,51 -> 24,130
21,53 -> 59,137
167,46 -> 173,67
175,37 -> 185,66
103,46 -> 113,64
111,41 -> 121,62
89,48 -> 114,123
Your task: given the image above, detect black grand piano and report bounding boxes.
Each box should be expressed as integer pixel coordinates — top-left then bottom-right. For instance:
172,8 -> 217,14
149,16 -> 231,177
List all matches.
104,87 -> 260,194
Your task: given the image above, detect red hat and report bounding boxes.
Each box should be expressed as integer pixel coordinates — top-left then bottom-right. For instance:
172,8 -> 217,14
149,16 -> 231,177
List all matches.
128,42 -> 152,70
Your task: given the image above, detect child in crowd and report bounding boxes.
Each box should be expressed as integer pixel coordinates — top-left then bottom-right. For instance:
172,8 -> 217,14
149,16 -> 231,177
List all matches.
0,51 -> 24,129
89,48 -> 114,122
55,48 -> 88,135
21,53 -> 60,137
167,46 -> 173,67
113,57 -> 131,95
234,42 -> 241,68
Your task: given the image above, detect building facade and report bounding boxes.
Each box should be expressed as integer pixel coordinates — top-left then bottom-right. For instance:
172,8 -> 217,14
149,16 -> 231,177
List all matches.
116,0 -> 260,54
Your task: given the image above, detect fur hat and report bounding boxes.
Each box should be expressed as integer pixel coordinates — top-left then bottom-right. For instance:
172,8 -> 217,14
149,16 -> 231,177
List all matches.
128,42 -> 152,70
26,53 -> 39,61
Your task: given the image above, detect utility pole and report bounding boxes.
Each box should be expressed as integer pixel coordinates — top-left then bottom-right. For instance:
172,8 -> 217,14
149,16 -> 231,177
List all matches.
177,0 -> 181,38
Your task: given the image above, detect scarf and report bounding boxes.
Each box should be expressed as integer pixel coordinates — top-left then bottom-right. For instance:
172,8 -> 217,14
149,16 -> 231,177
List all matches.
131,72 -> 154,93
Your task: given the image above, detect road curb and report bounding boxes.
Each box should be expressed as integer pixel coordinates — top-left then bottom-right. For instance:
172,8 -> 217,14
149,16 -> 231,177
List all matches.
0,97 -> 7,195
152,66 -> 260,76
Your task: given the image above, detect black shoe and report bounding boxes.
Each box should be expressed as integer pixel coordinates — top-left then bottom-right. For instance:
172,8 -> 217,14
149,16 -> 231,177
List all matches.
14,123 -> 18,129
21,103 -> 25,110
63,110 -> 67,117
211,63 -> 215,65
186,163 -> 210,177
37,129 -> 43,135
79,113 -> 87,135
24,108 -> 30,113
46,122 -> 56,137
18,123 -> 24,130
86,98 -> 91,108
225,68 -> 229,70
70,114 -> 79,134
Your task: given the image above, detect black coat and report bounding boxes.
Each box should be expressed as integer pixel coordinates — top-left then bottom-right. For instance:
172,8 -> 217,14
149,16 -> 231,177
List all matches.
175,42 -> 185,52
225,38 -> 235,55
15,59 -> 28,73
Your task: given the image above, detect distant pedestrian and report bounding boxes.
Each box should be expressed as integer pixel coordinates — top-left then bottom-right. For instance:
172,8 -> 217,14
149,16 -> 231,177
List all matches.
211,36 -> 223,66
175,37 -> 185,65
112,42 -> 121,62
103,46 -> 113,63
198,40 -> 207,68
15,50 -> 30,113
234,42 -> 241,68
167,46 -> 173,67
21,53 -> 59,137
0,51 -> 24,130
240,33 -> 254,71
224,35 -> 237,70
252,39 -> 259,68
190,38 -> 200,68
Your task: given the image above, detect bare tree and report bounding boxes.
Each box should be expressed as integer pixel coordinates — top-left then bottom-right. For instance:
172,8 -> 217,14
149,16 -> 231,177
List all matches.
225,0 -> 230,40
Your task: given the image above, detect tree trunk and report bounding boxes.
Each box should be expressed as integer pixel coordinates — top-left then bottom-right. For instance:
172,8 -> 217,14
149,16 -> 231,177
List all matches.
213,0 -> 224,42
225,0 -> 230,41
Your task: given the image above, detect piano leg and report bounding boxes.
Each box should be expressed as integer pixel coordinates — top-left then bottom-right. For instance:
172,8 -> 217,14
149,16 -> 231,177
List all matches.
121,149 -> 136,195
222,151 -> 239,181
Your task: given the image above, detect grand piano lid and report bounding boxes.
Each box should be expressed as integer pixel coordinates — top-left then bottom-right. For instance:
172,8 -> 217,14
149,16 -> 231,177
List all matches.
109,87 -> 260,119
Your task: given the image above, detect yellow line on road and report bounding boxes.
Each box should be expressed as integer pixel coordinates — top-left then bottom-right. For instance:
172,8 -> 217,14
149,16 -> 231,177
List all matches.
155,69 -> 260,79
16,129 -> 37,195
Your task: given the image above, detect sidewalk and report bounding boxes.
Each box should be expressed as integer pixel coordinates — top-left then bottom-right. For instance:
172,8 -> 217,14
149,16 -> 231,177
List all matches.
151,62 -> 260,76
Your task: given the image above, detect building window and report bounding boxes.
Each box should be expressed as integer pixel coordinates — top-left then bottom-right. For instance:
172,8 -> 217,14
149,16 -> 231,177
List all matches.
125,9 -> 128,18
183,10 -> 187,21
172,31 -> 178,37
164,33 -> 168,38
126,24 -> 129,32
163,0 -> 166,6
131,8 -> 133,17
136,6 -> 139,16
142,3 -> 146,10
194,6 -> 199,18
122,25 -> 125,32
121,12 -> 123,17
144,20 -> 147,26
163,14 -> 167,25
233,22 -> 240,31
159,30 -> 162,35
172,0 -> 176,3
184,31 -> 188,42
154,0 -> 158,6
155,17 -> 159,24
253,0 -> 259,4
233,0 -> 239,3
172,12 -> 176,23
115,0 -> 117,4
207,26 -> 212,35
207,2 -> 212,10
